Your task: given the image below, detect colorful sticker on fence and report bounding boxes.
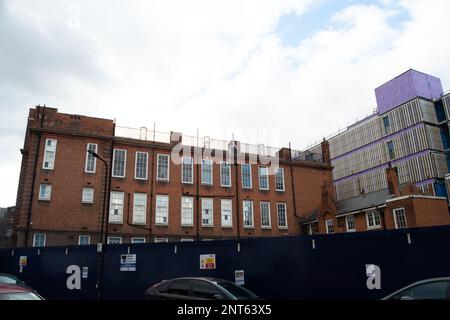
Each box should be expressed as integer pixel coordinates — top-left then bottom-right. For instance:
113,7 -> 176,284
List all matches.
200,254 -> 216,270
235,270 -> 245,285
19,256 -> 27,266
120,254 -> 136,271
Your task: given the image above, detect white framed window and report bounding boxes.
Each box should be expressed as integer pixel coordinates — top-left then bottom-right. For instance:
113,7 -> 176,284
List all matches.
156,154 -> 170,181
132,237 -> 146,244
241,164 -> 252,189
155,195 -> 169,225
243,200 -> 254,228
154,238 -> 168,243
201,159 -> 213,185
43,139 -> 57,170
135,152 -> 148,180
85,143 -> 98,173
220,161 -> 231,187
326,220 -> 334,234
221,199 -> 233,228
182,157 -> 194,184
82,187 -> 94,204
39,184 -> 52,201
112,149 -> 127,178
33,234 -> 46,247
107,237 -> 122,244
180,238 -> 194,242
366,211 -> 381,229
133,193 -> 147,224
181,196 -> 194,226
260,202 -> 271,229
109,191 -> 124,224
393,208 -> 407,229
202,198 -> 214,227
275,167 -> 285,191
78,235 -> 90,245
346,215 -> 356,232
259,166 -> 269,190
277,203 -> 288,229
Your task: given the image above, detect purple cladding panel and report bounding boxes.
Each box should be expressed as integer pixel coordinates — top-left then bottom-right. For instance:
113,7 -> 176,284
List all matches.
375,69 -> 443,114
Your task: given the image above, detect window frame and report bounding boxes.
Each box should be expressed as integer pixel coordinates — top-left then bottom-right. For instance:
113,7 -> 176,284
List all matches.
33,233 -> 46,247
107,237 -> 122,244
277,203 -> 288,229
39,184 -> 52,201
155,194 -> 169,226
275,167 -> 285,192
220,161 -> 231,187
156,154 -> 170,182
85,143 -> 98,173
132,237 -> 146,244
221,199 -> 233,228
243,200 -> 254,228
325,219 -> 334,234
258,166 -> 269,191
112,149 -> 127,178
42,138 -> 57,170
387,141 -> 395,160
154,238 -> 169,243
132,193 -> 147,225
260,201 -> 271,229
201,198 -> 214,227
393,208 -> 407,229
366,211 -> 382,229
201,159 -> 213,185
82,187 -> 94,204
109,191 -> 124,224
241,164 -> 252,189
181,196 -> 194,227
181,157 -> 194,184
78,235 -> 91,245
345,215 -> 356,232
134,151 -> 149,180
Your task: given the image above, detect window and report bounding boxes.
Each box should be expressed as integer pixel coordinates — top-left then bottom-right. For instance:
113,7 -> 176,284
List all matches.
180,238 -> 194,242
167,280 -> 190,296
220,161 -> 231,187
393,208 -> 407,229
85,143 -> 98,173
109,192 -> 124,223
275,167 -> 285,191
390,281 -> 450,300
43,139 -> 57,170
260,202 -> 271,228
107,237 -> 122,244
326,220 -> 334,234
221,199 -> 233,228
82,187 -> 94,204
135,152 -> 148,180
155,195 -> 169,225
277,203 -> 288,229
39,184 -> 52,201
202,198 -> 214,227
383,116 -> 391,135
201,159 -> 213,185
259,166 -> 269,190
33,234 -> 46,247
243,200 -> 254,228
181,196 -> 194,226
241,164 -> 252,189
182,157 -> 194,184
78,235 -> 90,245
132,237 -> 146,244
154,238 -> 168,243
191,280 -> 223,299
133,193 -> 147,224
387,141 -> 395,160
112,149 -> 127,178
346,215 -> 356,232
366,211 -> 382,229
157,154 -> 170,181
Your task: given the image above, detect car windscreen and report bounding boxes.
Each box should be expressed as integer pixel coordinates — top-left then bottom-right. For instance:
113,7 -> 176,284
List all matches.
0,292 -> 42,300
217,281 -> 258,299
0,275 -> 19,284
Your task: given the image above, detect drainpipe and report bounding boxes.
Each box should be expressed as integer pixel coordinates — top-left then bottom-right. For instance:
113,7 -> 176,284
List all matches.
234,142 -> 240,239
289,142 -> 299,218
148,148 -> 155,241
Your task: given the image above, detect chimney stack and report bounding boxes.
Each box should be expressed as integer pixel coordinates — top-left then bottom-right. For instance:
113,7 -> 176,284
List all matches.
386,164 -> 400,197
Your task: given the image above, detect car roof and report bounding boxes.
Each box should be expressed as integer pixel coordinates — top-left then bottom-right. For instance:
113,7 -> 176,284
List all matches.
382,277 -> 450,299
0,284 -> 31,294
0,273 -> 19,278
165,277 -> 229,283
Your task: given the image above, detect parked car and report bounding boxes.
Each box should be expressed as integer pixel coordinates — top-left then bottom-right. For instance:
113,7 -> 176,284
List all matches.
382,277 -> 450,300
0,273 -> 26,285
0,284 -> 44,300
145,277 -> 260,300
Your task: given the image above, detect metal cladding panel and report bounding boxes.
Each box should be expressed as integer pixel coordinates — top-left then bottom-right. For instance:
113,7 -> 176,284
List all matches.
375,70 -> 443,114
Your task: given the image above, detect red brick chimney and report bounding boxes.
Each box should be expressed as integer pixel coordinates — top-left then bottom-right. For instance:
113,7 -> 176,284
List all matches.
321,139 -> 331,166
386,164 -> 400,197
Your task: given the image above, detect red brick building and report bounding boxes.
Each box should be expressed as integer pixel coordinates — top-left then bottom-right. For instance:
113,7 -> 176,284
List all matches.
12,106 -> 335,247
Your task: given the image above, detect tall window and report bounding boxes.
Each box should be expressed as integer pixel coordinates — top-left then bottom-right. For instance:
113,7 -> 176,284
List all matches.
112,149 -> 126,178
221,199 -> 232,228
202,198 -> 214,227
33,234 -> 46,247
39,184 -> 52,201
241,164 -> 252,189
157,154 -> 170,181
78,235 -> 90,245
155,195 -> 169,225
243,200 -> 254,228
393,208 -> 407,229
387,141 -> 395,160
133,193 -> 147,224
82,187 -> 94,204
366,211 -> 381,229
346,215 -> 356,232
220,161 -> 231,187
326,220 -> 334,234
201,159 -> 213,185
277,203 -> 287,229
43,139 -> 57,170
383,116 -> 391,135
85,143 -> 98,173
260,202 -> 271,228
275,167 -> 285,191
181,196 -> 194,226
182,157 -> 193,184
259,166 -> 269,190
109,192 -> 124,223
135,152 -> 148,180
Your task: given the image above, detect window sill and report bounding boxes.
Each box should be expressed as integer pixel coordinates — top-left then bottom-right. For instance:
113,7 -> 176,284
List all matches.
181,225 -> 194,228
259,188 -> 270,192
278,227 -> 288,230
201,225 -> 214,228
155,223 -> 169,227
85,171 -> 96,174
38,199 -> 50,202
112,176 -> 126,179
244,226 -> 255,229
221,226 -> 234,229
276,189 -> 285,192
134,177 -> 148,181
132,222 -> 147,226
108,221 -> 123,225
182,182 -> 194,185
201,183 -> 213,186
367,226 -> 381,230
156,179 -> 170,183
221,185 -> 232,188
261,227 -> 272,230
82,202 -> 93,205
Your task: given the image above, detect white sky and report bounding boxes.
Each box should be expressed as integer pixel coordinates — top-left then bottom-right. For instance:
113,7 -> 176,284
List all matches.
1,0 -> 450,207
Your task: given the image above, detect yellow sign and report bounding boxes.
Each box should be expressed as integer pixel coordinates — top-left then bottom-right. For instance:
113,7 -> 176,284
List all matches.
200,254 -> 216,270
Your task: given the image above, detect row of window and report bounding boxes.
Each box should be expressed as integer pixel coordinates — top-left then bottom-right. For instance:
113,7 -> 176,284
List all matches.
42,139 -> 286,191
